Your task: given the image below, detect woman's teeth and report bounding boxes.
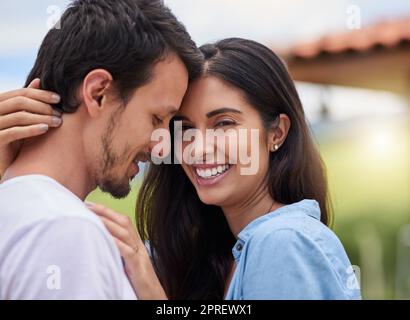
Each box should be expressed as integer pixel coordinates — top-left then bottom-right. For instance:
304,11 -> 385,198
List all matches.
195,164 -> 231,179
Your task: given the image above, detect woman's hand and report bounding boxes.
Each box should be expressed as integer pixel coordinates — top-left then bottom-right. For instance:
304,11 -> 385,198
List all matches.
0,79 -> 62,175
85,201 -> 168,300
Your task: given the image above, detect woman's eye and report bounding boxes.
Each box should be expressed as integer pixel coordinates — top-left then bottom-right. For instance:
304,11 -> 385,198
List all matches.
215,120 -> 235,127
181,124 -> 193,131
173,122 -> 193,132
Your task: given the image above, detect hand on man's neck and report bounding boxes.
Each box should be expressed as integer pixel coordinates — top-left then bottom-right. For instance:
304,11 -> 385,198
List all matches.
2,111 -> 96,200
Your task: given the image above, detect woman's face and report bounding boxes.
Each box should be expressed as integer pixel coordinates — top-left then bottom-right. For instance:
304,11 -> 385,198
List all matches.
176,76 -> 273,208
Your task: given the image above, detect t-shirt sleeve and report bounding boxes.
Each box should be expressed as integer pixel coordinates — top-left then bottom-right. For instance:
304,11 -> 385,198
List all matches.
2,217 -> 125,300
242,228 -> 350,300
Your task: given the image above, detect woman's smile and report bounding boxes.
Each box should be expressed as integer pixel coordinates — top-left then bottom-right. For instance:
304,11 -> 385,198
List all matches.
191,163 -> 234,187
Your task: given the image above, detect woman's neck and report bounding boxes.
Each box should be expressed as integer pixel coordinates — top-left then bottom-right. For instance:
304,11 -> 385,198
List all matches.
221,192 -> 283,237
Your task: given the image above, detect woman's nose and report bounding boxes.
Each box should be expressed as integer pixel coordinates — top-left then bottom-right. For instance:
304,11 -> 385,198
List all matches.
189,130 -> 217,164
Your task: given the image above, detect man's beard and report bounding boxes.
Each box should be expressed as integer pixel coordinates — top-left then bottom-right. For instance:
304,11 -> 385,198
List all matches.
98,114 -> 132,199
100,175 -> 131,199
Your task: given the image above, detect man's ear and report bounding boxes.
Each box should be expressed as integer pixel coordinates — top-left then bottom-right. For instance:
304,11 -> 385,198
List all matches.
81,69 -> 113,118
268,114 -> 291,152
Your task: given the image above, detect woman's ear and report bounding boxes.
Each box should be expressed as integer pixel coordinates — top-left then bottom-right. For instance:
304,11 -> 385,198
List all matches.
268,114 -> 291,152
81,69 -> 113,118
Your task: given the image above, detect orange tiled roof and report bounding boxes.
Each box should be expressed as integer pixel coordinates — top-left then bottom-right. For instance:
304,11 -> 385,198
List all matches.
285,16 -> 410,59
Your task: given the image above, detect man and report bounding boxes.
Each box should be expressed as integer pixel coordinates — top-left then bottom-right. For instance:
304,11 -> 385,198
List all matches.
0,0 -> 201,299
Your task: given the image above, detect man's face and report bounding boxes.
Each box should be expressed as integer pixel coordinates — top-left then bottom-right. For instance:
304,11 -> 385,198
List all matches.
94,54 -> 189,198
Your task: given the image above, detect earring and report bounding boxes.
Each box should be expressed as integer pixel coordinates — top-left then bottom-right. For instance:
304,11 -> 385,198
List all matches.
271,144 -> 279,152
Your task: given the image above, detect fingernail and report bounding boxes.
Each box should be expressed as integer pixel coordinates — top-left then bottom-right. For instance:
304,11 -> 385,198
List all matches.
39,124 -> 49,132
51,94 -> 61,103
51,117 -> 62,126
85,201 -> 95,207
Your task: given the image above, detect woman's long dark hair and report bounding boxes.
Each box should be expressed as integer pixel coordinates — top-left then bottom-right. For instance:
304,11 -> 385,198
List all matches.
136,38 -> 331,299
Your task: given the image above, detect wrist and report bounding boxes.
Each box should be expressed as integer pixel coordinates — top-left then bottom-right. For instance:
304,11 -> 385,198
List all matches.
125,248 -> 168,300
129,262 -> 167,300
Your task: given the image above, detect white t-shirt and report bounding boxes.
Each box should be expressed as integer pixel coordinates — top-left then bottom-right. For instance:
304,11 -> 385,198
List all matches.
0,175 -> 137,300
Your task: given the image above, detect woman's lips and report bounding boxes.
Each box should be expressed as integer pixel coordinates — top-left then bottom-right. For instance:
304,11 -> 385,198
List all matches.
192,164 -> 233,187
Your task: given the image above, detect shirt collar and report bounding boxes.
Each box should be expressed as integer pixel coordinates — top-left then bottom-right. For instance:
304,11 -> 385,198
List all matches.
237,199 -> 321,244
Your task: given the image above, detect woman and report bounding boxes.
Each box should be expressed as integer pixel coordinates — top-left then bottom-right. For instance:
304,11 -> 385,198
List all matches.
0,38 -> 360,300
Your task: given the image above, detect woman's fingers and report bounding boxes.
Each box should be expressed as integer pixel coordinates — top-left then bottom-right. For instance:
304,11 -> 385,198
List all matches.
0,95 -> 61,116
111,236 -> 168,300
95,209 -> 167,300
0,111 -> 62,130
98,215 -> 130,243
86,202 -> 135,229
0,124 -> 50,145
28,78 -> 41,89
0,84 -> 60,106
0,81 -> 62,146
87,202 -> 144,245
112,236 -> 139,261
0,81 -> 61,173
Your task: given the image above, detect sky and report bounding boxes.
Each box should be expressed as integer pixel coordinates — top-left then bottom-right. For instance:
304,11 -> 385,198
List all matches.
0,0 -> 409,122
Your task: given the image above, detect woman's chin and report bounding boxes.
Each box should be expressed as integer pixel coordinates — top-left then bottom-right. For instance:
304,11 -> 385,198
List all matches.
197,191 -> 229,207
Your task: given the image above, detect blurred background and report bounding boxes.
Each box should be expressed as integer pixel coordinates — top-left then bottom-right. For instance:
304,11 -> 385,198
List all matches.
1,0 -> 409,299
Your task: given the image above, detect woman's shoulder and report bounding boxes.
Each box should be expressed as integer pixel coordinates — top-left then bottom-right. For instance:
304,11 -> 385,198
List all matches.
247,199 -> 341,251
243,199 -> 353,283
239,200 -> 361,299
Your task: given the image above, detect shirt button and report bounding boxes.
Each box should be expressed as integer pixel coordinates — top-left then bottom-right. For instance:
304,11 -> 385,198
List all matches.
236,243 -> 243,251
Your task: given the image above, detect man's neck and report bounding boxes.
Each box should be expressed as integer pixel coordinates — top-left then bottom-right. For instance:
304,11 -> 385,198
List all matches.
2,114 -> 95,200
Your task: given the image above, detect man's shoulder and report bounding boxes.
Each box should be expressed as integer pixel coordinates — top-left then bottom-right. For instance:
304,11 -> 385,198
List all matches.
0,175 -> 106,237
0,175 -> 120,272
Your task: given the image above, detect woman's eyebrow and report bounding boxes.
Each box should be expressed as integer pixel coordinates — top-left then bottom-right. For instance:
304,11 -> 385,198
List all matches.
173,107 -> 242,122
206,107 -> 242,118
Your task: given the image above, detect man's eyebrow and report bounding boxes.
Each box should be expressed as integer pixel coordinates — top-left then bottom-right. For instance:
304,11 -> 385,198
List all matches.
206,107 -> 242,118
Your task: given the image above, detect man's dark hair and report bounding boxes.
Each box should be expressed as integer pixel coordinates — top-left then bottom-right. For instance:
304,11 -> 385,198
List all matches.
26,0 -> 203,113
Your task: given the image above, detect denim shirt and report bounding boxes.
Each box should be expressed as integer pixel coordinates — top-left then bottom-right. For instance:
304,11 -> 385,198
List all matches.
224,199 -> 361,300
